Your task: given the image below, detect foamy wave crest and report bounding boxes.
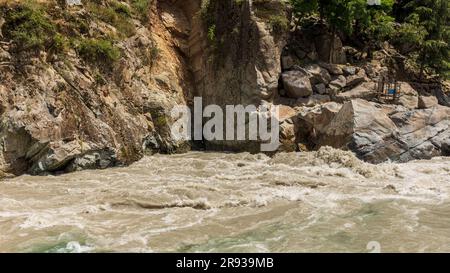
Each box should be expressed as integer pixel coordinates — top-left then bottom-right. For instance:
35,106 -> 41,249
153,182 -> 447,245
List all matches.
270,146 -> 398,178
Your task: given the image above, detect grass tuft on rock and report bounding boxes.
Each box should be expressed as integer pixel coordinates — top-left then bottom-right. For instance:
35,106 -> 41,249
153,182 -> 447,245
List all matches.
76,38 -> 121,66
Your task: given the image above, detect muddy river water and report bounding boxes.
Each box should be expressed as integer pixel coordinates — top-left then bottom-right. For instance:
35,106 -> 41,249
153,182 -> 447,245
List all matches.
1,147 -> 449,252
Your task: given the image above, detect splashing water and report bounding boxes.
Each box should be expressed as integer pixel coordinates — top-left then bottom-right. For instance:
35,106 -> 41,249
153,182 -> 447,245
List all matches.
1,148 -> 449,253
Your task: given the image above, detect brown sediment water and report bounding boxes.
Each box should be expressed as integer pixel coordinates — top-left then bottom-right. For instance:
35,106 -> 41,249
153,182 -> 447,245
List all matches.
0,147 -> 449,253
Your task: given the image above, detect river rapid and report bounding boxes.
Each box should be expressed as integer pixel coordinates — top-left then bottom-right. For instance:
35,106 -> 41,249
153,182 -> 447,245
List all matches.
1,147 -> 449,253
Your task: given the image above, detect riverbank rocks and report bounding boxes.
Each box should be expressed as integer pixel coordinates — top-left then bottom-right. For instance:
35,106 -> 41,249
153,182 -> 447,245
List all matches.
319,63 -> 344,75
314,99 -> 450,163
319,99 -> 397,151
282,70 -> 313,98
298,102 -> 342,136
418,96 -> 439,109
304,64 -> 331,85
329,75 -> 347,91
398,82 -> 419,109
335,82 -> 376,102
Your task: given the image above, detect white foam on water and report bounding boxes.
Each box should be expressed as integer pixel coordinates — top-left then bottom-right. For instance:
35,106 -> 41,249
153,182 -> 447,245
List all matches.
1,148 -> 450,252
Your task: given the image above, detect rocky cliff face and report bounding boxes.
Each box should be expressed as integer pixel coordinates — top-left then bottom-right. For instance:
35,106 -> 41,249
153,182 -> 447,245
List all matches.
196,0 -> 290,151
0,0 -> 449,177
0,0 -> 200,176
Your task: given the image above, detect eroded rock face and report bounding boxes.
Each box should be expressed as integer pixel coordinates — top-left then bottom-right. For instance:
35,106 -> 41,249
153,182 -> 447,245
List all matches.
199,0 -> 290,151
0,0 -> 195,175
389,107 -> 450,161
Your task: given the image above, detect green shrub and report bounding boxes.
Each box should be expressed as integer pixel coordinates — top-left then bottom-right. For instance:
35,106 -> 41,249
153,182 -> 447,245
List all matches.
131,0 -> 151,21
268,15 -> 289,32
76,38 -> 121,66
86,1 -> 136,37
207,24 -> 216,42
112,2 -> 132,17
3,2 -> 57,52
51,33 -> 70,54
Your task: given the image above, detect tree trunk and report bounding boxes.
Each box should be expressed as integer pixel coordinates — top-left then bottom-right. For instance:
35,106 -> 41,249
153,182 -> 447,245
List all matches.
367,46 -> 373,60
419,50 -> 426,81
329,26 -> 336,64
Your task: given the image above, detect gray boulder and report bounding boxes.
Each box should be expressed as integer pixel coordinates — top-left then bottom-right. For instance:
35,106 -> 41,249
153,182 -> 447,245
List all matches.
314,83 -> 327,95
418,96 -> 439,109
318,99 -> 450,163
335,82 -> 376,102
318,62 -> 343,75
304,64 -> 331,85
397,82 -> 419,109
329,75 -> 347,90
282,70 -> 313,98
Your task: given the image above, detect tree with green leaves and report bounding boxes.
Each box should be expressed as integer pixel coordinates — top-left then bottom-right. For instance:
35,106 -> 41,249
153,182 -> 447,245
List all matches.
291,0 -> 371,63
358,0 -> 395,59
396,0 -> 449,79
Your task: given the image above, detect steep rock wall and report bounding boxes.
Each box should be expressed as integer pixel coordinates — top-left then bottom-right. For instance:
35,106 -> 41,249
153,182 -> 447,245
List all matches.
199,0 -> 290,151
0,0 -> 203,175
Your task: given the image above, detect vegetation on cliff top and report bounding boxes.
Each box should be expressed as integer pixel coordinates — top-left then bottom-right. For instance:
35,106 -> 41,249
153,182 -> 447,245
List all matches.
199,0 -> 448,80
290,0 -> 449,79
2,1 -> 62,53
0,0 -> 153,68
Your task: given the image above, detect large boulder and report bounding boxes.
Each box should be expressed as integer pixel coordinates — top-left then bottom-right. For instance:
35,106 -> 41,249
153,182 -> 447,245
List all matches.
388,106 -> 450,161
298,102 -> 342,135
319,99 -> 397,153
334,82 -> 376,102
398,82 -> 419,109
329,75 -> 347,91
317,99 -> 450,163
282,70 -> 313,98
304,64 -> 331,85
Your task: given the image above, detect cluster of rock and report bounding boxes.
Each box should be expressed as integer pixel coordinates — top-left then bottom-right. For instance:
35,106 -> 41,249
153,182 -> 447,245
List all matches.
278,94 -> 449,163
273,20 -> 449,162
281,62 -> 374,102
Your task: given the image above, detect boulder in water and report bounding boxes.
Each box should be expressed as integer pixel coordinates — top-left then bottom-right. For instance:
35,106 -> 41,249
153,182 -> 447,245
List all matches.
317,99 -> 450,163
